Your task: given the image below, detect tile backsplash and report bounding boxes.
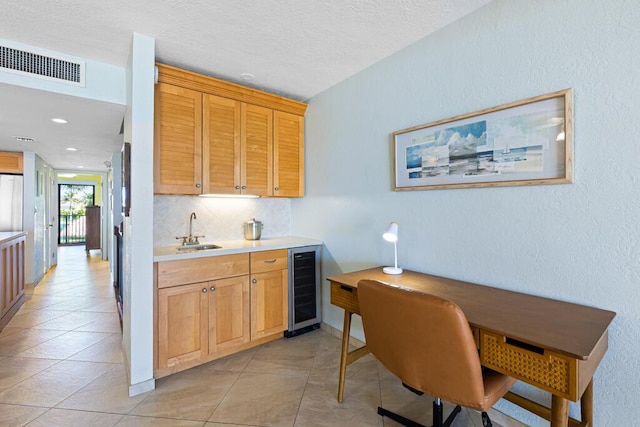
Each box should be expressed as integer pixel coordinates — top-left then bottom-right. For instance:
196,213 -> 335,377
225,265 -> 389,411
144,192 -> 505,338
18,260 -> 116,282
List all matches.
154,196 -> 291,246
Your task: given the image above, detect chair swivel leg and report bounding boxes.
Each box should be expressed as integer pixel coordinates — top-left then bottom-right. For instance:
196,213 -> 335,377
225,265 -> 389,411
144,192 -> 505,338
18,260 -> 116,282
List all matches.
481,411 -> 493,427
377,406 -> 425,427
433,398 -> 461,427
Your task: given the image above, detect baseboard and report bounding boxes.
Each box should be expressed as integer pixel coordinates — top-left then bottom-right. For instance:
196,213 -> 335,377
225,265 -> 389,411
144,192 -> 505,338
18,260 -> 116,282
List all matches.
121,340 -> 156,397
320,321 -> 365,347
129,378 -> 155,397
0,294 -> 25,332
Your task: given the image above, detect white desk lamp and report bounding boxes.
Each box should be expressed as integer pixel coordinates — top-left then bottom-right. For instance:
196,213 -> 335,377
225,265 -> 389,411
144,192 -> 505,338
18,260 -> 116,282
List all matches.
383,222 -> 403,275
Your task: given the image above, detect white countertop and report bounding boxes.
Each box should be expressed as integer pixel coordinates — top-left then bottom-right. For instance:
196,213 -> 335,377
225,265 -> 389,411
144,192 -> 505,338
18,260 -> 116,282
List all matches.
154,236 -> 323,262
0,231 -> 26,245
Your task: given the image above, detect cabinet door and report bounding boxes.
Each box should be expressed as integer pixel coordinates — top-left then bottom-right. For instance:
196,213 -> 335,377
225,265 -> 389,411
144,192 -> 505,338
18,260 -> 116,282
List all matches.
154,83 -> 203,194
203,94 -> 241,195
157,282 -> 208,369
251,269 -> 288,340
0,151 -> 23,174
208,275 -> 250,353
242,104 -> 273,196
273,111 -> 304,197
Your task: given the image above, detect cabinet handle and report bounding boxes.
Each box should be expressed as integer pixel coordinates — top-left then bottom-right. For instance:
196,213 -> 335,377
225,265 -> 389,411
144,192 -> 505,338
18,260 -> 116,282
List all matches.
264,259 -> 277,264
195,183 -> 201,188
275,187 -> 279,191
241,185 -> 247,190
202,288 -> 208,293
235,185 -> 241,190
210,286 -> 216,292
252,279 -> 257,284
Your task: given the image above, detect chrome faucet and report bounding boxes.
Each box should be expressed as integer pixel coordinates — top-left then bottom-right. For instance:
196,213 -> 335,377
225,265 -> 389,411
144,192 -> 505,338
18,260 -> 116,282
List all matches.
188,212 -> 197,241
176,212 -> 204,246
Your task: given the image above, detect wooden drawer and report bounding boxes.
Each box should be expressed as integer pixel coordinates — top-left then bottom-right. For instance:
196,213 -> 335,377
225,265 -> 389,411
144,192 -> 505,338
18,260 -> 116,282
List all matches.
250,249 -> 288,273
330,282 -> 360,313
480,330 -> 577,400
157,254 -> 249,289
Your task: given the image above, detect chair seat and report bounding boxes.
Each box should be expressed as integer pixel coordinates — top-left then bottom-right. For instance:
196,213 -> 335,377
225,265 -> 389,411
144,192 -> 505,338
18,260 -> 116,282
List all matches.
481,369 -> 518,411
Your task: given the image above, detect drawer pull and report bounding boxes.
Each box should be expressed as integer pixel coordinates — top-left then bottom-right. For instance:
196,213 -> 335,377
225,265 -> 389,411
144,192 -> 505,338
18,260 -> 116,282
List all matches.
264,259 -> 277,264
505,337 -> 545,355
340,285 -> 353,293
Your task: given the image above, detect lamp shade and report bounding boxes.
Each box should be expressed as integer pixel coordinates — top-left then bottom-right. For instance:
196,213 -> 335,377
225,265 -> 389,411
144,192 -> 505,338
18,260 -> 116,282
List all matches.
383,222 -> 399,242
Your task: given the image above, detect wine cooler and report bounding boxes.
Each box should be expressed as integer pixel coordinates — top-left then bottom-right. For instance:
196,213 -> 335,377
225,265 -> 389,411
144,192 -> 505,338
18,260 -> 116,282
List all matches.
285,245 -> 321,337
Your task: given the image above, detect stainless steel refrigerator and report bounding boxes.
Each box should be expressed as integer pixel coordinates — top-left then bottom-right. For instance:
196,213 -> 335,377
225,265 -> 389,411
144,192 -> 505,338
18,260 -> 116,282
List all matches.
0,174 -> 23,232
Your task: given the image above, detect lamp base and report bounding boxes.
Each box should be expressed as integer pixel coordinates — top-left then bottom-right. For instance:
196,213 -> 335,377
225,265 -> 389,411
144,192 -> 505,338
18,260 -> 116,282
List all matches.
383,266 -> 403,275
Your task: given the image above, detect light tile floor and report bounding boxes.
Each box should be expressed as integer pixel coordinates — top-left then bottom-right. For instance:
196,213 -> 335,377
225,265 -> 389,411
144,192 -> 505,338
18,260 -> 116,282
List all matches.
0,246 -> 527,427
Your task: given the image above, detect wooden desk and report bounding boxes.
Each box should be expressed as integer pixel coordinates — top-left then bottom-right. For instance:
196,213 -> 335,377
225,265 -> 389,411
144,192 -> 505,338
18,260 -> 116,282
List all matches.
328,268 -> 615,427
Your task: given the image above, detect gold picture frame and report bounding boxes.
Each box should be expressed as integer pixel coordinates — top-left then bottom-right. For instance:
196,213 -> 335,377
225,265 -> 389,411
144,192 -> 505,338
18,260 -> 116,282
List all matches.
393,88 -> 573,191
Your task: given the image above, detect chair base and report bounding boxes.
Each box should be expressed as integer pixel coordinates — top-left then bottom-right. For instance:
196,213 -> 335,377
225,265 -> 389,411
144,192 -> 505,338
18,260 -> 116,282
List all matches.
377,400 -> 493,427
377,401 -> 462,427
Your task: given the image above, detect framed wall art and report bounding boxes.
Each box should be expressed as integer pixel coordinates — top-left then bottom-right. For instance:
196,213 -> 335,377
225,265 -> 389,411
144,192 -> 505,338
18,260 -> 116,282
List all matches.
393,88 -> 573,191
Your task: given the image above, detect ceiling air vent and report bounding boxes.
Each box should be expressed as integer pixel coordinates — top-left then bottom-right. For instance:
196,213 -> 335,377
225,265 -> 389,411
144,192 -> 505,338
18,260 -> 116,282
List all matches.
0,43 -> 85,86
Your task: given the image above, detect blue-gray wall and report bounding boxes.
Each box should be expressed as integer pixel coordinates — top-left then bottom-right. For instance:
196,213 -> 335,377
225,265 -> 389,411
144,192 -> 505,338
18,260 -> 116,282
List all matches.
293,1 -> 639,424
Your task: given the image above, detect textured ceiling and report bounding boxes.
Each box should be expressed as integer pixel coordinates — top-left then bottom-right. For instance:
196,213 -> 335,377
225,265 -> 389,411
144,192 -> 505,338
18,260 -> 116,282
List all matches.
0,0 -> 491,171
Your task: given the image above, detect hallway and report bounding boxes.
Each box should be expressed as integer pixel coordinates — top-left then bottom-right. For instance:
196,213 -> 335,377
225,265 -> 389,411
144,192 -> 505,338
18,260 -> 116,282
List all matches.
0,246 -> 521,426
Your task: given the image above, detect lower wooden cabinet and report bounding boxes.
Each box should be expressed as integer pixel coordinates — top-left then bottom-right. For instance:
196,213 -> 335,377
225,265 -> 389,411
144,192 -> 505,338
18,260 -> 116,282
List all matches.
0,233 -> 26,331
155,249 -> 289,377
208,275 -> 250,353
157,282 -> 208,369
251,269 -> 288,340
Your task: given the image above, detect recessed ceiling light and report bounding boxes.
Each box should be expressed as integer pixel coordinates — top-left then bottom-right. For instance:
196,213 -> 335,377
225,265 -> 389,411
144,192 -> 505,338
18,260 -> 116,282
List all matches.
78,165 -> 84,168
58,173 -> 77,178
240,73 -> 255,82
66,147 -> 78,151
51,118 -> 68,124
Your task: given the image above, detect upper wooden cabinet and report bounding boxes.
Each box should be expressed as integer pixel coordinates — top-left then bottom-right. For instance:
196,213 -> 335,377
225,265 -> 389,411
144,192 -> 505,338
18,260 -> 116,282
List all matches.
203,96 -> 273,196
242,104 -> 273,196
154,64 -> 306,197
0,151 -> 24,174
203,94 -> 240,194
274,112 -> 304,197
154,83 -> 202,194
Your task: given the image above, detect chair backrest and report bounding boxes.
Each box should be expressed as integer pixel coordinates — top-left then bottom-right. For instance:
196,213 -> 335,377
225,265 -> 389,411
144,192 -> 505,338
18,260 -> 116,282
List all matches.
358,279 -> 486,409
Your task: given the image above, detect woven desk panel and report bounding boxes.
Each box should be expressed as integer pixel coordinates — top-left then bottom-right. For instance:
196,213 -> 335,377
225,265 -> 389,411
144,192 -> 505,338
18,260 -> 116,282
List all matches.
481,331 -> 575,399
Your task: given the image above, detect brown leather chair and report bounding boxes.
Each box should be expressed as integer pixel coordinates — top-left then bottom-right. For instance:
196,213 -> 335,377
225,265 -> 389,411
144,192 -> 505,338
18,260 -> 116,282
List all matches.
358,279 -> 517,427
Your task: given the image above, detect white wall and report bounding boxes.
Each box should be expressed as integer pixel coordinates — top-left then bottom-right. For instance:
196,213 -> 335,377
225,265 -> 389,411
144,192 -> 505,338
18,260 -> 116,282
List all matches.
122,33 -> 156,396
292,1 -> 639,425
153,196 -> 290,245
0,38 -> 125,105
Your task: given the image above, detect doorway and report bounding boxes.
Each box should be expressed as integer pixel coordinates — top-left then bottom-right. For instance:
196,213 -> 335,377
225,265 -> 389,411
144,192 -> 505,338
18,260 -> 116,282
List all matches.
58,183 -> 95,245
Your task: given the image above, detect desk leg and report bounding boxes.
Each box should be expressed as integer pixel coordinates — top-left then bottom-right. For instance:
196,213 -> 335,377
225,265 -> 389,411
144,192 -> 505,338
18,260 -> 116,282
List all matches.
580,380 -> 593,426
551,395 -> 569,427
337,310 -> 352,403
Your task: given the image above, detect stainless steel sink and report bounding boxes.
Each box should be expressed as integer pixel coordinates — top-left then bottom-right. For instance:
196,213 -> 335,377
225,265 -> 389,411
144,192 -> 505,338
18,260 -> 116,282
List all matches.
177,244 -> 222,251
